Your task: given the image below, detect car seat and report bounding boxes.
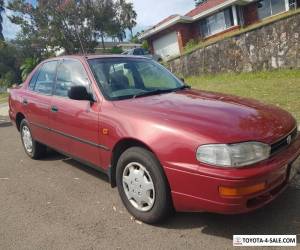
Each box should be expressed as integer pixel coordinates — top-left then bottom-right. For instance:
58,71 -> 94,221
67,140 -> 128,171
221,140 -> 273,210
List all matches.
110,72 -> 130,92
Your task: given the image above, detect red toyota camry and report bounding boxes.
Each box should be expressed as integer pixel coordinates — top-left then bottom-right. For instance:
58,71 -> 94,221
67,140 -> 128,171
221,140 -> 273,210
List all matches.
9,55 -> 300,223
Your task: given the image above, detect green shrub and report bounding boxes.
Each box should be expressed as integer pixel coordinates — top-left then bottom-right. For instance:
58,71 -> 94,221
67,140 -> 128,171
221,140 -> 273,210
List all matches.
20,57 -> 40,81
184,39 -> 198,52
142,40 -> 149,50
0,71 -> 15,88
110,46 -> 123,54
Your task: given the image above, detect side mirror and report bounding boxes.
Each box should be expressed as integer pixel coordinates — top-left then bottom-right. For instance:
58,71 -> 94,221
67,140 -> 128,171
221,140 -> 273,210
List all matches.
180,77 -> 185,83
68,86 -> 95,102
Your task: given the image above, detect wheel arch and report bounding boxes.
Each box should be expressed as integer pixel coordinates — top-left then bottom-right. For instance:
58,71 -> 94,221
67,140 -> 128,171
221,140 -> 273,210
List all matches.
16,112 -> 26,131
110,138 -> 163,188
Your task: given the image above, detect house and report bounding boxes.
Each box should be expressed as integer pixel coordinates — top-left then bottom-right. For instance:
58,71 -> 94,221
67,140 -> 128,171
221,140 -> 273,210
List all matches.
95,42 -> 141,54
139,0 -> 299,60
117,42 -> 142,51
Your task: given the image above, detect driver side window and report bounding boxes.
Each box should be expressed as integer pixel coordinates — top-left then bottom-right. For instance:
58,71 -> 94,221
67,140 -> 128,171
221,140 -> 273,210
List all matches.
55,60 -> 89,98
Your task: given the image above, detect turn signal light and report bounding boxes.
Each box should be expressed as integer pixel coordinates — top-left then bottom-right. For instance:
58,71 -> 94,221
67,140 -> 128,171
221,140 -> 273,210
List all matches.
219,182 -> 266,197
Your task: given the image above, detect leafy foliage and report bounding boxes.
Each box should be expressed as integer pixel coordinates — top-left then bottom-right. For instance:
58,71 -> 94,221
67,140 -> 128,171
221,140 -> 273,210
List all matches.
7,0 -> 137,54
0,0 -> 4,40
142,40 -> 149,50
110,46 -> 123,54
20,57 -> 40,81
1,0 -> 137,90
0,41 -> 22,88
130,31 -> 143,44
184,39 -> 198,52
0,38 -> 51,88
194,0 -> 206,7
117,0 -> 137,38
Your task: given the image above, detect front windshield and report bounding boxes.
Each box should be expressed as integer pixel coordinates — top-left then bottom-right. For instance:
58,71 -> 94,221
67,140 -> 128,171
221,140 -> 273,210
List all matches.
88,58 -> 184,100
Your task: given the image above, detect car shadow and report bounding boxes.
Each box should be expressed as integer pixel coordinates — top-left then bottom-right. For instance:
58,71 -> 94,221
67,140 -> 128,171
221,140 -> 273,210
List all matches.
37,148 -> 300,239
40,149 -> 68,161
0,121 -> 12,128
42,149 -> 109,183
160,183 -> 300,240
62,158 -> 110,183
0,116 -> 12,128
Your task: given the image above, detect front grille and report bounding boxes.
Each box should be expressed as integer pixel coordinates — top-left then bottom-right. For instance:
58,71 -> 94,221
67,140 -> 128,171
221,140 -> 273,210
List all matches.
270,127 -> 298,155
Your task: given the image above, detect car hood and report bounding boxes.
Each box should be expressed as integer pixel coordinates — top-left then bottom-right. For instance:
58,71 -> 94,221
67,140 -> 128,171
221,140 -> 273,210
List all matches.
113,89 -> 296,144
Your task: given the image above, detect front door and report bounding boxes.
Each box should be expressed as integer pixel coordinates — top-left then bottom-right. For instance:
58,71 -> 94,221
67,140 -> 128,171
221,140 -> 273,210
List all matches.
49,59 -> 101,167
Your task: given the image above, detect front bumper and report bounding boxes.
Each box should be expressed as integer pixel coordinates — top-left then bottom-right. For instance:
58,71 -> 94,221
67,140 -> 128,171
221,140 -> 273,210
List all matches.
164,135 -> 300,214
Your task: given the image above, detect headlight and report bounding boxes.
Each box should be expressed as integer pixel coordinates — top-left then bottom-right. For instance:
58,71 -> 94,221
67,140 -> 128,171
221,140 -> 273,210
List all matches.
196,142 -> 271,167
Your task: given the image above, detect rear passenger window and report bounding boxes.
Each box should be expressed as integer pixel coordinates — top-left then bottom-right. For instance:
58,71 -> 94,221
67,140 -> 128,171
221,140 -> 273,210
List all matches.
34,61 -> 57,95
55,60 -> 89,98
28,69 -> 39,90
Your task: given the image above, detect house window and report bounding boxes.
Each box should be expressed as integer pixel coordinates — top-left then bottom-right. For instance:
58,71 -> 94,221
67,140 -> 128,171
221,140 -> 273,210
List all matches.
199,8 -> 234,37
288,0 -> 297,9
257,0 -> 287,19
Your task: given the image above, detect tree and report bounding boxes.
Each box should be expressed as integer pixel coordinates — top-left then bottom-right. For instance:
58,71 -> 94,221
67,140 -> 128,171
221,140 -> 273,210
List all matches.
7,0 -> 99,54
0,0 -> 4,40
7,0 -> 137,53
92,0 -> 116,49
142,40 -> 148,50
130,32 -> 141,44
0,41 -> 22,88
194,0 -> 206,7
117,0 -> 137,38
20,57 -> 39,81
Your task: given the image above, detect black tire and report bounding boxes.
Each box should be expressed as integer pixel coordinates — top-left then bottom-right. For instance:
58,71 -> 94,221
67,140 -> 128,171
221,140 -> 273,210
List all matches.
20,119 -> 47,159
116,147 -> 173,224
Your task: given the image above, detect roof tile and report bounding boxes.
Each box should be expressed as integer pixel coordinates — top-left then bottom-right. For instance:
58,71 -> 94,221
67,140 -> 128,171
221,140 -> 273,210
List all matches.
185,0 -> 227,17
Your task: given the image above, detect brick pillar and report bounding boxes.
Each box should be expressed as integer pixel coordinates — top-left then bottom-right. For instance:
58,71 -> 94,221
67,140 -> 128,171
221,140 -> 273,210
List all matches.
177,30 -> 185,54
243,2 -> 259,25
147,38 -> 154,54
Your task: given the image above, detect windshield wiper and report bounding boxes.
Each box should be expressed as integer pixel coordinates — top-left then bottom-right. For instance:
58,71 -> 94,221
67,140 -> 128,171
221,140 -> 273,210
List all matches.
133,89 -> 174,98
175,85 -> 191,91
132,85 -> 191,99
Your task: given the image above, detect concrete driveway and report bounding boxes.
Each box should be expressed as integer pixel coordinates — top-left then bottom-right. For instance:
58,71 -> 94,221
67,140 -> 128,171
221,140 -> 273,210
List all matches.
0,115 -> 299,250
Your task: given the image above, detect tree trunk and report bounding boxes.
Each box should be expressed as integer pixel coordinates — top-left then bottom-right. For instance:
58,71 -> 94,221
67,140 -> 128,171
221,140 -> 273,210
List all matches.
101,34 -> 105,50
130,28 -> 133,39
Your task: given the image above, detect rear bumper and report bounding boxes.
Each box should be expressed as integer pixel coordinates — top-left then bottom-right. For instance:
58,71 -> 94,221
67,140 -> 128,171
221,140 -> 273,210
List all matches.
164,135 -> 300,214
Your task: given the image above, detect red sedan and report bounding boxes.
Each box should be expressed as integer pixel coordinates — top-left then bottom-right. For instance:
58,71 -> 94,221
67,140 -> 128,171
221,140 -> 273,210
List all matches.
9,55 -> 300,223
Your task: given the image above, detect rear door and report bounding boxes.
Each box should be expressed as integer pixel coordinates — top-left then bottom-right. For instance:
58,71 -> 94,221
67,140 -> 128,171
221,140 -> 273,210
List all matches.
25,61 -> 57,144
49,59 -> 101,167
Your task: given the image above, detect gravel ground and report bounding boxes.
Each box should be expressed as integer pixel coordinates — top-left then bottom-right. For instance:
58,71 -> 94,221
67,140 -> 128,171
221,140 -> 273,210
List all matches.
0,117 -> 299,250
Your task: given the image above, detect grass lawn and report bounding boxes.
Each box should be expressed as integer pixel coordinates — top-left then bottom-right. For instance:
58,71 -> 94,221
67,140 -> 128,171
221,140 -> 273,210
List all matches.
186,69 -> 300,122
1,70 -> 299,122
0,93 -> 8,104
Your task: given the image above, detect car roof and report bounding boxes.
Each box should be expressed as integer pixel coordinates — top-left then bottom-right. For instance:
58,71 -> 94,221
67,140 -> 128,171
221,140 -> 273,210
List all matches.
45,54 -> 151,62
86,54 -> 149,60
